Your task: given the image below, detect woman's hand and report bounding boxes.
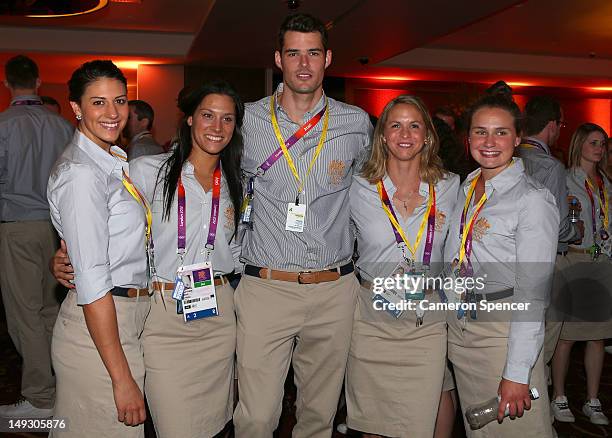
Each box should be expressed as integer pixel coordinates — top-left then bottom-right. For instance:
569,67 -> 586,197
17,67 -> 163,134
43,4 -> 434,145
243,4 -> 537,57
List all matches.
112,376 -> 146,426
50,240 -> 75,289
497,378 -> 531,421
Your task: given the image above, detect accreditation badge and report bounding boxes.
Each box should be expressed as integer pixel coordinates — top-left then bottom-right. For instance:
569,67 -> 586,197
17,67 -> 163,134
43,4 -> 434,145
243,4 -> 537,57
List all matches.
285,203 -> 306,232
176,261 -> 219,322
392,259 -> 426,301
372,287 -> 405,319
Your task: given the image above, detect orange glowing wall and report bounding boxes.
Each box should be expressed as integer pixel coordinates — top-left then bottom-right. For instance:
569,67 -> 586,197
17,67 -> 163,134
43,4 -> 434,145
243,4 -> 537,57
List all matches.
346,78 -> 612,166
136,64 -> 184,146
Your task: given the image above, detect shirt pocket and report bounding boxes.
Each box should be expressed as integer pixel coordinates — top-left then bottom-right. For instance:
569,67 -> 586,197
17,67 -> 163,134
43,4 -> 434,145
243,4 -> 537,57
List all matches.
478,215 -> 516,261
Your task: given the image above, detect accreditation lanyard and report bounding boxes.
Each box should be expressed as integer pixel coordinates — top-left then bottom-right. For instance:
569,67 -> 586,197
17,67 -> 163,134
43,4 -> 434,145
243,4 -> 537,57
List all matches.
377,180 -> 436,265
122,169 -> 152,249
265,94 -> 329,204
177,162 -> 221,263
458,175 -> 487,276
584,174 -> 609,236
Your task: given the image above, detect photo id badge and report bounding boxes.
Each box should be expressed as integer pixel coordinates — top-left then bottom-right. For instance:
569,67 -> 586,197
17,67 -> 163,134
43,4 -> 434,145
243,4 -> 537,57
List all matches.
178,261 -> 219,323
393,260 -> 426,301
372,287 -> 404,319
285,203 -> 306,232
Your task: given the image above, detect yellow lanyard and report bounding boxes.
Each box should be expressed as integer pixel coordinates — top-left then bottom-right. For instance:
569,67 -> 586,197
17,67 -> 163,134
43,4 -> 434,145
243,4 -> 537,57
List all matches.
586,177 -> 609,229
121,169 -> 152,247
270,94 -> 329,197
458,175 -> 487,267
376,182 -> 435,260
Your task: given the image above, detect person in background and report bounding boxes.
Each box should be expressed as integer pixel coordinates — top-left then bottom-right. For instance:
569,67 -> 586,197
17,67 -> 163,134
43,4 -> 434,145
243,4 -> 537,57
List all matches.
445,93 -> 557,437
434,115 -> 474,181
0,55 -> 72,419
124,99 -> 164,161
518,97 -> 584,426
47,60 -> 150,437
551,122 -> 611,426
434,106 -> 456,132
41,95 -> 61,114
346,94 -> 459,437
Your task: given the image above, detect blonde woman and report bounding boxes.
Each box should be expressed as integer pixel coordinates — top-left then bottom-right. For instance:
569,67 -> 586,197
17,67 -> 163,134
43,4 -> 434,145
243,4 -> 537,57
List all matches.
346,95 -> 459,437
550,123 -> 611,426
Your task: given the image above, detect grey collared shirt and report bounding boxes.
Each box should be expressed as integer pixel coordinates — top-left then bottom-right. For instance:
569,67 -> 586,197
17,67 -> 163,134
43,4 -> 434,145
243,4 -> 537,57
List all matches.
130,153 -> 240,281
0,95 -> 73,221
47,130 -> 148,305
351,173 -> 460,281
127,131 -> 164,161
518,137 -> 577,252
239,83 -> 373,270
444,158 -> 559,383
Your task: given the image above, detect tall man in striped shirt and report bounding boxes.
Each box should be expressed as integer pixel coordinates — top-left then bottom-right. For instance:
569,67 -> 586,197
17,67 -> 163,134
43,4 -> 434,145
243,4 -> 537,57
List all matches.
233,13 -> 372,438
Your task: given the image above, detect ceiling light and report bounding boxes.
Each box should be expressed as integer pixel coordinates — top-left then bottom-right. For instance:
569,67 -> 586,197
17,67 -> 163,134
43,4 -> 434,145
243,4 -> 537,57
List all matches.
26,0 -> 108,18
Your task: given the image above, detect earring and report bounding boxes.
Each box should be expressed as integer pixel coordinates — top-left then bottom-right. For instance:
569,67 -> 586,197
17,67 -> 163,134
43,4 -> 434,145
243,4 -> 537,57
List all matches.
76,114 -> 82,121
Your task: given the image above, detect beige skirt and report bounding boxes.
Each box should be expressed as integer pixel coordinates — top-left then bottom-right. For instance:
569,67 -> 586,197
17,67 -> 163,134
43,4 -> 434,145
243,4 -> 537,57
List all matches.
556,252 -> 612,341
447,309 -> 553,438
142,282 -> 236,438
345,286 -> 447,438
50,291 -> 150,438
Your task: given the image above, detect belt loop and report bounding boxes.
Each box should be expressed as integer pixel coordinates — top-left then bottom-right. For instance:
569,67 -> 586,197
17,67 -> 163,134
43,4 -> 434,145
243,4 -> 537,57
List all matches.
336,265 -> 341,274
266,268 -> 272,280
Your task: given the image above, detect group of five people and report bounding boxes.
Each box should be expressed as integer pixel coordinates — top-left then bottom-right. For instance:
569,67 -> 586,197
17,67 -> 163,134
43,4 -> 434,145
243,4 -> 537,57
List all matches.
44,12 -> 609,438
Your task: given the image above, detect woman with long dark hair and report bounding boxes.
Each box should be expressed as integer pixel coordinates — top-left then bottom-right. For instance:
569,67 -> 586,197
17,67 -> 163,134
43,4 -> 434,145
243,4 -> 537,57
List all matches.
48,60 -> 150,437
129,80 -> 244,437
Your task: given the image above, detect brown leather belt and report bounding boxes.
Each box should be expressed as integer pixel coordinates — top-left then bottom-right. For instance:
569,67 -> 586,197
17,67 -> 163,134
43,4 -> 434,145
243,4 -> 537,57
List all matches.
151,276 -> 228,292
244,262 -> 354,284
110,287 -> 150,298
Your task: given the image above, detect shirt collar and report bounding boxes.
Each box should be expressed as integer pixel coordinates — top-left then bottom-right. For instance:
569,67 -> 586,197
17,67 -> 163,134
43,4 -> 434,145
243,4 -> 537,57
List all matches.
273,82 -> 327,123
463,157 -> 524,195
183,159 -> 195,176
10,95 -> 42,105
130,130 -> 152,144
523,136 -> 551,155
73,129 -> 127,176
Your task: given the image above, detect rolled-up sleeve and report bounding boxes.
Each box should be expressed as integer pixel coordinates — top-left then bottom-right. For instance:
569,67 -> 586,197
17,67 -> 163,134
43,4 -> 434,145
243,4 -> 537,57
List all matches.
54,164 -> 113,305
503,187 -> 559,383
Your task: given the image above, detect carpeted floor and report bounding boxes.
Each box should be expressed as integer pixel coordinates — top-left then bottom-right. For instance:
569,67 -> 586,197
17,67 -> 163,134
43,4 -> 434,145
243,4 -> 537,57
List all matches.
0,297 -> 610,437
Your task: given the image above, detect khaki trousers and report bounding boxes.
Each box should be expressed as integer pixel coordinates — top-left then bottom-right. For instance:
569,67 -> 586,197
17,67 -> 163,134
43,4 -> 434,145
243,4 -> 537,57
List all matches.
448,312 -> 553,438
0,220 -> 59,408
50,291 -> 150,438
233,273 -> 359,438
143,283 -> 235,438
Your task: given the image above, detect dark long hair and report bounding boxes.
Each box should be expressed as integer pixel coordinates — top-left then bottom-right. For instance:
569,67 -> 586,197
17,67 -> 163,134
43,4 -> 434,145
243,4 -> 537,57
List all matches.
158,80 -> 244,229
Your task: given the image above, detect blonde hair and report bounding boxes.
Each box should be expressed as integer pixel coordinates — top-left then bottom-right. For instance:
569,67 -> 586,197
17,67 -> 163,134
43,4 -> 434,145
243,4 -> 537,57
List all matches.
567,122 -> 609,174
361,95 -> 445,184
